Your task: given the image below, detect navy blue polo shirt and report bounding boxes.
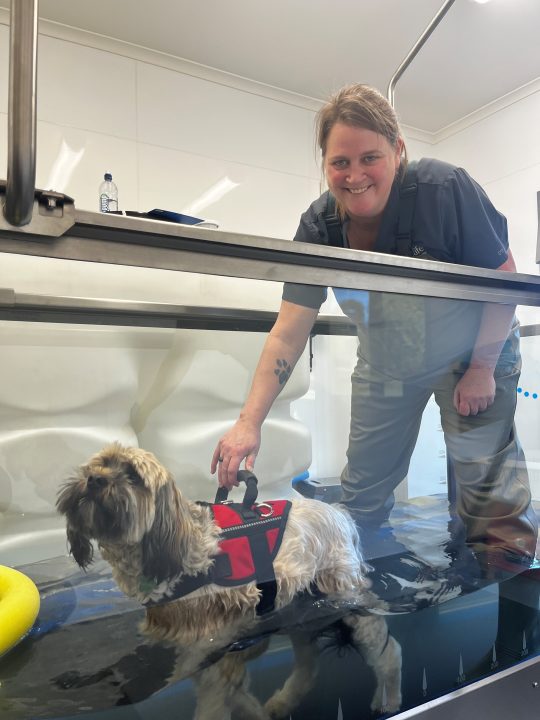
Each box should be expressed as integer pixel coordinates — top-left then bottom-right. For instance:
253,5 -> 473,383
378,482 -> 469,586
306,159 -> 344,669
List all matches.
282,158 -> 511,379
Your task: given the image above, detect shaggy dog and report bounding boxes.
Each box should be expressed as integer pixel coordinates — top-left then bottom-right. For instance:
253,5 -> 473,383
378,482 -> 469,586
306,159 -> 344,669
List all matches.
56,443 -> 402,719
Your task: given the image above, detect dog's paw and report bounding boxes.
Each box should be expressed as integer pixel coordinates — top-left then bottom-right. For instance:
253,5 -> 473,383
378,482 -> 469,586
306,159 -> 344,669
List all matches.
264,692 -> 293,720
370,692 -> 402,715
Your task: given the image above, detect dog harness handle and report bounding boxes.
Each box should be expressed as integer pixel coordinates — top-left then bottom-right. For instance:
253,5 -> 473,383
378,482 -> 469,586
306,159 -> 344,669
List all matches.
215,470 -> 258,508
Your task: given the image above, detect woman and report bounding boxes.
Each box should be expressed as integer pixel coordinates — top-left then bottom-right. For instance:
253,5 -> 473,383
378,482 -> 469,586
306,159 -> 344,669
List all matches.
212,84 -> 537,565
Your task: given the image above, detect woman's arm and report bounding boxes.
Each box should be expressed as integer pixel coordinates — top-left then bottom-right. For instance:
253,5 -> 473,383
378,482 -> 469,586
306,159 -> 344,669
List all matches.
453,250 -> 517,416
212,300 -> 319,488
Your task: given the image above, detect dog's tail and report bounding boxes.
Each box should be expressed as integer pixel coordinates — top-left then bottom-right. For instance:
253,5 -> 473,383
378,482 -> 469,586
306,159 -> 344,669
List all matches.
319,616 -> 364,658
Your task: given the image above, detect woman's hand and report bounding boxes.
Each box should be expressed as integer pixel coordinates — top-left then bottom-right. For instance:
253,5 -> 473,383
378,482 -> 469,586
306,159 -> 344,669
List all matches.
453,367 -> 496,416
211,417 -> 262,490
210,302 -> 317,491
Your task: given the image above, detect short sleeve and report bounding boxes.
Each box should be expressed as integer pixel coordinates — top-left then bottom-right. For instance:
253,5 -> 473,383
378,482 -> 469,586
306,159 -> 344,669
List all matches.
282,200 -> 328,309
445,168 -> 508,269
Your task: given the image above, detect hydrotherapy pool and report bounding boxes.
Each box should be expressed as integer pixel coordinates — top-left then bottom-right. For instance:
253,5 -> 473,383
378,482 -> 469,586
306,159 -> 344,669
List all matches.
1,217 -> 540,719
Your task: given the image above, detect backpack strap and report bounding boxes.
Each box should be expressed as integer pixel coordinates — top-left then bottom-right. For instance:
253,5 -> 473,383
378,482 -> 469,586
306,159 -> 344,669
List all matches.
395,160 -> 418,256
322,192 -> 344,248
321,163 -> 419,256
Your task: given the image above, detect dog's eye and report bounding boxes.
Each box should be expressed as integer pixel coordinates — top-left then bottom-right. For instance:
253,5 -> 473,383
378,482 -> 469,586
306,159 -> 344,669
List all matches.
126,468 -> 143,486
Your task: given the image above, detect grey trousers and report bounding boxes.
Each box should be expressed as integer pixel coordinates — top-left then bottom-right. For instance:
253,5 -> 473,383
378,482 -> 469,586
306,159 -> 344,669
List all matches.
340,339 -> 538,557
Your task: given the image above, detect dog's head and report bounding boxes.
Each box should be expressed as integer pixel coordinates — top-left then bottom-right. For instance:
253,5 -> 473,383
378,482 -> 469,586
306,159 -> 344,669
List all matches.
56,443 -> 189,583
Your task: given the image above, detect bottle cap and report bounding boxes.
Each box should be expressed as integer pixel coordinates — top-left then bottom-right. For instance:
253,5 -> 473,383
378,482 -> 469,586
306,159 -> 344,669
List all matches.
104,172 -> 112,181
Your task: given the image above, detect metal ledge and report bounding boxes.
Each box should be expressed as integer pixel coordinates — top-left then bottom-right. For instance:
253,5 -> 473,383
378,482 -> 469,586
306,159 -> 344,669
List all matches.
0,290 -> 358,334
1,207 -> 540,306
1,290 -> 539,338
394,653 -> 540,720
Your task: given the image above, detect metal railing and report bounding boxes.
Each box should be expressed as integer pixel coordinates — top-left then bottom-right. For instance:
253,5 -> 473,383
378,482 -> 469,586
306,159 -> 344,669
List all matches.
4,0 -> 39,227
387,0 -> 456,107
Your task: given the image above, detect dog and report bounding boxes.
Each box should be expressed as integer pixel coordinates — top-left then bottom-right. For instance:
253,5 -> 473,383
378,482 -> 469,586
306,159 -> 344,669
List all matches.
56,443 -> 402,719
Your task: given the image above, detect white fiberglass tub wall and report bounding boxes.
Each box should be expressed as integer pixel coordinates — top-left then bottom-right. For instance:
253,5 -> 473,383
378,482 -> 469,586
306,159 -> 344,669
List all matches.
0,321 -> 311,566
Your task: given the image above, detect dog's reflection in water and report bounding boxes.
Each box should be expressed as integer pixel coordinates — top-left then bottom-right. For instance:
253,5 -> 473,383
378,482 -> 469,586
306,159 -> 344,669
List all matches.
57,443 -> 402,719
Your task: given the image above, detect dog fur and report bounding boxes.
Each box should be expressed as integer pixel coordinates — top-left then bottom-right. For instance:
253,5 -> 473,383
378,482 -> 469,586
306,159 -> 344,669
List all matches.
56,443 -> 402,719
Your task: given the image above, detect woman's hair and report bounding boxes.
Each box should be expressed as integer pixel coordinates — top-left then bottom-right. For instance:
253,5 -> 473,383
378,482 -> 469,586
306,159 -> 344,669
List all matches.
316,83 -> 407,166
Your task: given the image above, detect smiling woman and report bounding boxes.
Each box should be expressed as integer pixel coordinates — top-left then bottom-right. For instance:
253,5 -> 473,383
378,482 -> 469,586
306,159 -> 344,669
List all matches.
0,565 -> 40,656
323,124 -> 402,250
214,82 -> 538,580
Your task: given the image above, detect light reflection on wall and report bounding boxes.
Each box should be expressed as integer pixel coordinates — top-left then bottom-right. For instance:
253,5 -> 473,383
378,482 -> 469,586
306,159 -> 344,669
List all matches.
44,140 -> 85,193
182,176 -> 240,217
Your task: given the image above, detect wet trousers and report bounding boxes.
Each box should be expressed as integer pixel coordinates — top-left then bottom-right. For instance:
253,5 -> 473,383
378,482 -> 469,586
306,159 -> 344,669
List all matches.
340,352 -> 538,559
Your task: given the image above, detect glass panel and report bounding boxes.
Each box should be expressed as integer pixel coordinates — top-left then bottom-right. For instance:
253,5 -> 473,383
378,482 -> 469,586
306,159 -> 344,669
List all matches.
0,270 -> 538,720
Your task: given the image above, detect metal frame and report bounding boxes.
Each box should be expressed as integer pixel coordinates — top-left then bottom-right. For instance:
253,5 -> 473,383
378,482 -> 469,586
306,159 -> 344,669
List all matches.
4,0 -> 38,226
1,206 -> 540,307
2,287 -> 540,339
393,653 -> 540,720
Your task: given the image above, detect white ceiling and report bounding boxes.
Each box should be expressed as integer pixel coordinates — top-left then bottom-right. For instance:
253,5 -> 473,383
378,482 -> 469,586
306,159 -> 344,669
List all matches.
3,0 -> 540,133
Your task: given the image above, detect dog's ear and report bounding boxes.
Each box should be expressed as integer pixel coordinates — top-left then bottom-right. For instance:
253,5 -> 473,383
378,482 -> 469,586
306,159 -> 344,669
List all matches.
66,524 -> 94,569
141,478 -> 190,584
56,479 -> 94,570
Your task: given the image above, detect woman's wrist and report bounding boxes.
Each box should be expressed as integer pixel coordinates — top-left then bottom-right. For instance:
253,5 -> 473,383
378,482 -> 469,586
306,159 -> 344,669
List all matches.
466,361 -> 496,372
238,410 -> 263,429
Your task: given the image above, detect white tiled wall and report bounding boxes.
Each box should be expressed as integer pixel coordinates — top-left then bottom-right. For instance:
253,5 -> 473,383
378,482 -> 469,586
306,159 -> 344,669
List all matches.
136,62 -> 317,178
1,26 -> 320,237
137,141 -> 317,239
36,121 -> 140,211
38,35 -> 138,139
0,24 -> 321,306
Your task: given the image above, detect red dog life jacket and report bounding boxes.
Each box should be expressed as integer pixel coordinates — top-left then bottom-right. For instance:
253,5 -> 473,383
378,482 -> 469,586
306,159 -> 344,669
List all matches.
147,499 -> 292,614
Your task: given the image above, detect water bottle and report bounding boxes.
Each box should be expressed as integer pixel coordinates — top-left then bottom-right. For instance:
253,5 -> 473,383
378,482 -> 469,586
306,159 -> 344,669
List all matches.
99,172 -> 118,212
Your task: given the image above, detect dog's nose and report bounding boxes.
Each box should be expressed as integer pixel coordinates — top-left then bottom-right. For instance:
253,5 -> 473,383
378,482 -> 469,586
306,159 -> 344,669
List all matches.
87,474 -> 107,489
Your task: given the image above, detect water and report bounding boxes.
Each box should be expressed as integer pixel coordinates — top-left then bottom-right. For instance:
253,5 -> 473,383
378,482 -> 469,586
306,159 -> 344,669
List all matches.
1,498 -> 539,719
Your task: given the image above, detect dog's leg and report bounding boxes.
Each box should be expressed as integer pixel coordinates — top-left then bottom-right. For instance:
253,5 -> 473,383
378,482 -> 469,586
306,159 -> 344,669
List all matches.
193,650 -> 270,720
264,632 -> 319,720
231,688 -> 271,720
342,614 -> 402,714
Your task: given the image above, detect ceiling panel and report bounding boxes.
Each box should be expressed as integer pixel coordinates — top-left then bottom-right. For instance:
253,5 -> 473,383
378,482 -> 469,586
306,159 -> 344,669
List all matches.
1,0 -> 538,133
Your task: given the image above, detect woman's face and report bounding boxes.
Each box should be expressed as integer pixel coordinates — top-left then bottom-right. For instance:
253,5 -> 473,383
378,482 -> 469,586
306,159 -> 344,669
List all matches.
324,122 -> 402,223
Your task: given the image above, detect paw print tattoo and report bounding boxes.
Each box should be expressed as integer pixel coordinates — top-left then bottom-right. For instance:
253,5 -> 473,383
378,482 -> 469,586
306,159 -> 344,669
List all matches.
274,358 -> 292,385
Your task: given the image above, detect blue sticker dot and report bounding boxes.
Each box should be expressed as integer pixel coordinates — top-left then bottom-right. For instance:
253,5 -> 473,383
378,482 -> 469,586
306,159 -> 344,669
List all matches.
517,387 -> 539,398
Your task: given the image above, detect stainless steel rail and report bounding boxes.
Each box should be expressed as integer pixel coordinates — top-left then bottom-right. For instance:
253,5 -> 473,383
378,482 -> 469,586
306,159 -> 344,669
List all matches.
2,288 -> 540,337
0,288 -> 359,335
387,0 -> 456,107
1,210 -> 540,307
4,0 -> 39,227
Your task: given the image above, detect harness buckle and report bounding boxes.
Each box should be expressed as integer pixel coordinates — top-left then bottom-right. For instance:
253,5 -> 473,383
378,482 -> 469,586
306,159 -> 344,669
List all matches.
256,502 -> 274,518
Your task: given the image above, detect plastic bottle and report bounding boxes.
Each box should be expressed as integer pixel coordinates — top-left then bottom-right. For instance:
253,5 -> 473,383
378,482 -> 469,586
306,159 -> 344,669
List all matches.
98,172 -> 118,212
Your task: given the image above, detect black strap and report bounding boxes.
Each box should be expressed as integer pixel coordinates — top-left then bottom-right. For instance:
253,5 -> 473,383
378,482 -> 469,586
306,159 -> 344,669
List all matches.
395,160 -> 418,256
143,553 -> 232,606
247,530 -> 278,615
323,192 -> 343,248
321,162 -> 419,256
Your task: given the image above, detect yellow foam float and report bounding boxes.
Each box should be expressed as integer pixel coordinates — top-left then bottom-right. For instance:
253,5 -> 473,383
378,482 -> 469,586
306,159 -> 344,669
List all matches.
0,565 -> 40,656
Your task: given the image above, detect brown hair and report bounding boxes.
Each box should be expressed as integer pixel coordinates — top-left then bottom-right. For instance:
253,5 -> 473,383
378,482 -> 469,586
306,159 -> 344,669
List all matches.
316,83 -> 407,165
